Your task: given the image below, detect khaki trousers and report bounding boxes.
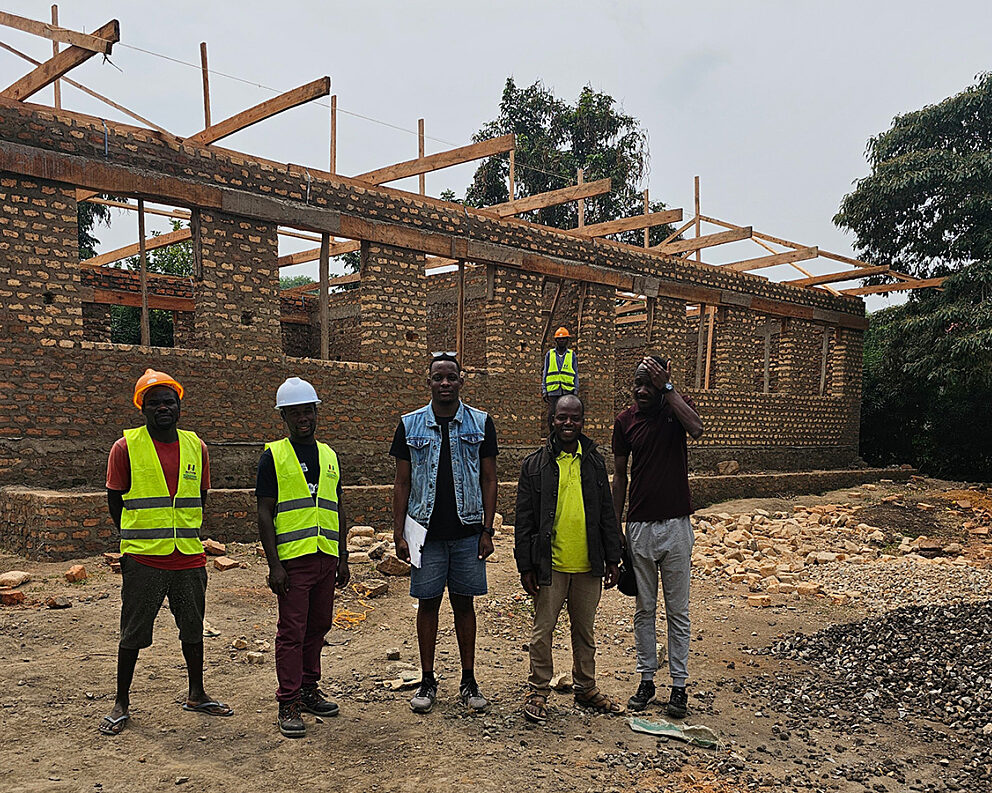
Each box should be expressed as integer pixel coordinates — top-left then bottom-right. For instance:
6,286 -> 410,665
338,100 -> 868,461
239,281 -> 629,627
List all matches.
528,570 -> 603,696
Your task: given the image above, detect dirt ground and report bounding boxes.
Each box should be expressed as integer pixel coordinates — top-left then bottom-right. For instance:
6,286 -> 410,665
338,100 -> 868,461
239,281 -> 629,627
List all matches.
0,478 -> 987,793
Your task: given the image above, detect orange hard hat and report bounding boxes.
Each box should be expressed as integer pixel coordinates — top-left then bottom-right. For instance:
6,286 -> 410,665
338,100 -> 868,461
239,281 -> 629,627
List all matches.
133,368 -> 184,409
554,327 -> 571,338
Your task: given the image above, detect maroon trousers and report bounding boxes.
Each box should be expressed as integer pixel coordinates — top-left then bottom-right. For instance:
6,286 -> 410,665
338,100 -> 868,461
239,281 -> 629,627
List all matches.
275,551 -> 337,703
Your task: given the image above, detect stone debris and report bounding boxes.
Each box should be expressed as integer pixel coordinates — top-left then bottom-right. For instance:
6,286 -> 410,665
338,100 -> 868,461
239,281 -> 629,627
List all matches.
102,552 -> 122,566
202,539 -> 226,556
366,541 -> 388,560
376,554 -> 411,577
757,599 -> 992,790
231,637 -> 249,650
348,526 -> 376,540
245,651 -> 265,665
551,672 -> 572,691
45,596 -> 71,609
213,556 -> 239,571
64,565 -> 87,583
386,648 -> 401,661
353,578 -> 388,598
348,552 -> 371,564
716,459 -> 740,475
0,570 -> 31,588
746,594 -> 771,608
1,588 -> 26,606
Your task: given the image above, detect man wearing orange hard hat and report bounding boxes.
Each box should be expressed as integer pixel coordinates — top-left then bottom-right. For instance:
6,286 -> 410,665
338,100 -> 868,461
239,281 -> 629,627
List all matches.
99,368 -> 233,735
542,327 -> 579,425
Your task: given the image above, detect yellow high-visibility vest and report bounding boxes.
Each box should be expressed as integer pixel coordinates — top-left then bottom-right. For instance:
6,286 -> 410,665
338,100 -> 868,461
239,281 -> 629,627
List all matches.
268,438 -> 340,561
119,426 -> 204,556
545,349 -> 576,393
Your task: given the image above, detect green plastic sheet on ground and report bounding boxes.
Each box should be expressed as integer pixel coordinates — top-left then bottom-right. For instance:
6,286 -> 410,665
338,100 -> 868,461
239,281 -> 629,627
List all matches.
628,716 -> 720,749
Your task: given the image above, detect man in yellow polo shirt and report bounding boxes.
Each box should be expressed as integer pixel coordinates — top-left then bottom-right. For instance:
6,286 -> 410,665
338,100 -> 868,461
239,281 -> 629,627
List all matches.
514,394 -> 623,724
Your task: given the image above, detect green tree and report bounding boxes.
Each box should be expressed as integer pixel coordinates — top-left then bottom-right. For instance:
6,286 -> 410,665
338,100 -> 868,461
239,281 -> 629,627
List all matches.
835,73 -> 992,281
464,78 -> 677,245
78,199 -> 112,260
110,220 -> 193,346
280,274 -> 316,290
859,261 -> 992,478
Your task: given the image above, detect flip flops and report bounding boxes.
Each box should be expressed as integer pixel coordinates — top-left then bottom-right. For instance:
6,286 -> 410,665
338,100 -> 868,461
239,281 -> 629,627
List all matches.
182,700 -> 234,716
98,712 -> 130,736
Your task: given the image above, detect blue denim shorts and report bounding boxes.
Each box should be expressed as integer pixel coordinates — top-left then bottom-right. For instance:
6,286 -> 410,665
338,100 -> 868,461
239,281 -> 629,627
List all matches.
410,533 -> 488,600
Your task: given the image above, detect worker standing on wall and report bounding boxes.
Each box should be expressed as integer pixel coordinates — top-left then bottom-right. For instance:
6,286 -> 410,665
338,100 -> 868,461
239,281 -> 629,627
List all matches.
612,356 -> 703,719
100,369 -> 234,736
391,353 -> 499,715
256,377 -> 350,738
543,327 -> 578,425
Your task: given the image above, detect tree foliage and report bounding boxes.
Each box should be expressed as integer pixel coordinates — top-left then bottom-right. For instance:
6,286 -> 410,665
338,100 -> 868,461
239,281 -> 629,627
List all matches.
860,261 -> 992,479
464,78 -> 677,245
835,73 -> 992,280
78,200 -> 112,260
280,274 -> 316,290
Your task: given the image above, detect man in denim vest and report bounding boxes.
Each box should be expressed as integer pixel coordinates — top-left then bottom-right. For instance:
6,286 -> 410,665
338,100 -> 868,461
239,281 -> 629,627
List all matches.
391,353 -> 498,714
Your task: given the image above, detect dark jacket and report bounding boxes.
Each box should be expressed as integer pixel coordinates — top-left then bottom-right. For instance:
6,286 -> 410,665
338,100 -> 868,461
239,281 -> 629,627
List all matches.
514,433 -> 621,586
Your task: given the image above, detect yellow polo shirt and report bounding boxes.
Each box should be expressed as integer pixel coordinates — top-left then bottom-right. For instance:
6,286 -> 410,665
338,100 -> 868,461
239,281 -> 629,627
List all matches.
551,441 -> 590,573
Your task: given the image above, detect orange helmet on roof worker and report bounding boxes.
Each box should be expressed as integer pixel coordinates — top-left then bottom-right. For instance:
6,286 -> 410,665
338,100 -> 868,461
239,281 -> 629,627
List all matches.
132,368 -> 184,409
554,327 -> 571,338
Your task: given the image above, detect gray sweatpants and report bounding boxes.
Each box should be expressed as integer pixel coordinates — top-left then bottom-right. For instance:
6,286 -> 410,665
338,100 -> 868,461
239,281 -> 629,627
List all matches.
628,516 -> 694,687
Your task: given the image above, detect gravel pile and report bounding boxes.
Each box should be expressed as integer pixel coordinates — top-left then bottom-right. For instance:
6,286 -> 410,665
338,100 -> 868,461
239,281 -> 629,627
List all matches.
808,558 -> 992,614
757,600 -> 992,791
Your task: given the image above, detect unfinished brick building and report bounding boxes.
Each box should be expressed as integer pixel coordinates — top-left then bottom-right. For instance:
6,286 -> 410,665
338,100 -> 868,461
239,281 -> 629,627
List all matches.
0,13 -> 937,559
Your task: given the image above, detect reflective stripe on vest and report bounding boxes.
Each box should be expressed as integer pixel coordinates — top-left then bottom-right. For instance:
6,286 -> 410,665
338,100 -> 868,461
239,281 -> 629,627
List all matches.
267,438 -> 341,561
545,349 -> 576,392
119,426 -> 204,556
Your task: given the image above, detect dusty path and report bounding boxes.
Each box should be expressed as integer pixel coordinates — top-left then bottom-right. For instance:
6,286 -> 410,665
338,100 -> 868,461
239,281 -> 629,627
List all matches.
1,478 -> 987,793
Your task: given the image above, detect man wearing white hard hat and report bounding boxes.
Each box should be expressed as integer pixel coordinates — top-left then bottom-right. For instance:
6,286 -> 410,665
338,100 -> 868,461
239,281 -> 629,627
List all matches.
256,377 -> 349,738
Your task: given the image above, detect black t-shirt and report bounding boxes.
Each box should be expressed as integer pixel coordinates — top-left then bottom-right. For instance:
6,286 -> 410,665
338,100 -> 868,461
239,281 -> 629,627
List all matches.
256,439 -> 321,501
390,413 -> 498,542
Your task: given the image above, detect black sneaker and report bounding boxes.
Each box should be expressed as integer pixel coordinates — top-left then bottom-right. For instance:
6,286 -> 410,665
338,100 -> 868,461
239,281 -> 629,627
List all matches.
410,677 -> 438,714
666,686 -> 688,718
301,685 -> 340,717
459,679 -> 488,712
627,680 -> 656,712
277,699 -> 306,738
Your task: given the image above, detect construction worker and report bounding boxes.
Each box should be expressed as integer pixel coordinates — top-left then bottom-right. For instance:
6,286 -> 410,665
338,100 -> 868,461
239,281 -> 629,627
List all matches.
100,369 -> 233,736
391,353 -> 498,714
256,377 -> 349,738
543,327 -> 578,424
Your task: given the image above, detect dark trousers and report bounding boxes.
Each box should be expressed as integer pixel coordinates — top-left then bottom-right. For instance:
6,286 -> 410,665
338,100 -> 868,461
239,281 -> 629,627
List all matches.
275,552 -> 337,702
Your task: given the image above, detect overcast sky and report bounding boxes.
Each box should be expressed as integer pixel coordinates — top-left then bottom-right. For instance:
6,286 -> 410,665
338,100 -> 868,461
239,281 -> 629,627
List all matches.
2,0 -> 989,310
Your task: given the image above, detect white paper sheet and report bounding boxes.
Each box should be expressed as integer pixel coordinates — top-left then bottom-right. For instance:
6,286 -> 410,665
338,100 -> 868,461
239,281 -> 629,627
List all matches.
403,514 -> 428,569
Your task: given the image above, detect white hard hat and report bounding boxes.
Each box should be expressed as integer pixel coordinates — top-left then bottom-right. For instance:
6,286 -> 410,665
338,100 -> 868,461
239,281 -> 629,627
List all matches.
275,377 -> 321,409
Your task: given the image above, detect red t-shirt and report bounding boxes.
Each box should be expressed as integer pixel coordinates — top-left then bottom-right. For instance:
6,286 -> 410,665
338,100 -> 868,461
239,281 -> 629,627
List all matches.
106,435 -> 210,570
612,394 -> 696,523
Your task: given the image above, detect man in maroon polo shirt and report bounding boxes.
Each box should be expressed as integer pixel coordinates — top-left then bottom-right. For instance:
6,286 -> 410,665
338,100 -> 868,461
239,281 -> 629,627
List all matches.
612,355 -> 703,719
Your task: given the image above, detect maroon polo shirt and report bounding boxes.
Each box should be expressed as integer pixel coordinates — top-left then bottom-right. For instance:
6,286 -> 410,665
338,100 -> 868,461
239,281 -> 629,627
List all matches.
611,394 -> 696,522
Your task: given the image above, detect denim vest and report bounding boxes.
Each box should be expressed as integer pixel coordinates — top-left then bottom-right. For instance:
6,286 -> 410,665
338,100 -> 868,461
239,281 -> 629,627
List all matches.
402,401 -> 488,527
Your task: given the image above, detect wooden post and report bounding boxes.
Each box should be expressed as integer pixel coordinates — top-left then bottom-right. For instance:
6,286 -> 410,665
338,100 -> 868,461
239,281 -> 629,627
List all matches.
576,282 -> 588,344
694,305 -> 707,390
703,306 -> 715,390
456,260 -> 465,362
694,175 -> 701,262
508,148 -> 515,201
485,263 -> 495,301
137,199 -> 150,346
319,232 -> 330,360
50,5 -> 60,109
643,188 -> 650,247
577,168 -> 585,227
646,296 -> 656,342
418,118 -> 425,195
329,94 -> 337,174
199,42 -> 210,128
819,326 -> 831,395
541,280 -> 563,347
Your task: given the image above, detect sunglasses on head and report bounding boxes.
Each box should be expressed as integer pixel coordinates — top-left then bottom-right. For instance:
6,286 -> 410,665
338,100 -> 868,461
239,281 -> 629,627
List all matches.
431,351 -> 457,358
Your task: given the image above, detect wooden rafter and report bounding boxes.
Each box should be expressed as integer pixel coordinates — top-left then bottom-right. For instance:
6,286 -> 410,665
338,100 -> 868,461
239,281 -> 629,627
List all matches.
490,179 -> 611,218
277,240 -> 360,267
840,277 -> 945,296
281,272 -> 359,296
186,77 -> 330,146
656,226 -> 752,255
723,246 -> 818,272
577,209 -> 682,238
784,265 -> 891,288
2,19 -> 119,102
0,10 -> 116,54
355,134 -> 514,186
79,227 -> 191,269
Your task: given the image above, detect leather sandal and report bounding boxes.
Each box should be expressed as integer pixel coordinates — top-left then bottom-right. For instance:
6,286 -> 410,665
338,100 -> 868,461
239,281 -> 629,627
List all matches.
574,686 -> 624,715
523,693 -> 548,724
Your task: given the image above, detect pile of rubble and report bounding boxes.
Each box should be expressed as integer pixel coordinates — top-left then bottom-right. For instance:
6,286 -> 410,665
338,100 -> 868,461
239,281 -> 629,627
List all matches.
691,497 -> 992,609
757,599 -> 992,791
